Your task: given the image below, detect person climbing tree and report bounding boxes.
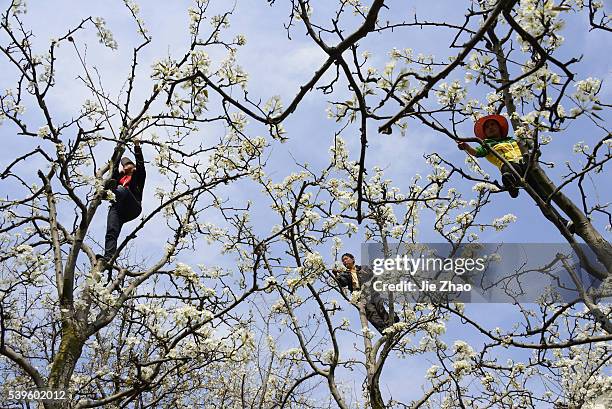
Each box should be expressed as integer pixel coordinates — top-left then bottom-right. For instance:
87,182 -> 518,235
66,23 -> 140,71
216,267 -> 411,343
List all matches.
457,114 -> 525,198
457,114 -> 574,232
96,139 -> 146,269
332,252 -> 399,334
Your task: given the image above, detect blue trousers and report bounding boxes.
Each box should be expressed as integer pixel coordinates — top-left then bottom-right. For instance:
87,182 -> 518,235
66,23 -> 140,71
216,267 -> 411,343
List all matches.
103,185 -> 142,260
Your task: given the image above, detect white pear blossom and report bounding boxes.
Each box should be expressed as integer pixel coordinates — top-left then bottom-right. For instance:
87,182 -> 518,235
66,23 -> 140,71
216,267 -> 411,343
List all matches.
93,17 -> 118,49
492,213 -> 518,231
37,125 -> 51,138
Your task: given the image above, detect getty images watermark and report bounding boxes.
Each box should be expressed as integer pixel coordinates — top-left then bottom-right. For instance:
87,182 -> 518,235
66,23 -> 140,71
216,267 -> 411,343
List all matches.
360,243 -> 604,303
371,254 -> 486,293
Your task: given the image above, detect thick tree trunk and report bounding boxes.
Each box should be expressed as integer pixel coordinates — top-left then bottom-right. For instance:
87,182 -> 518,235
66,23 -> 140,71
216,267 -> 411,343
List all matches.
358,300 -> 386,409
532,167 -> 612,275
368,371 -> 386,409
45,319 -> 87,409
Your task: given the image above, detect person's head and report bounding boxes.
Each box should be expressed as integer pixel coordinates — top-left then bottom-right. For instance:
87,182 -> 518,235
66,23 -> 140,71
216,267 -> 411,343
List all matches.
121,157 -> 136,176
341,253 -> 355,269
483,119 -> 502,139
474,114 -> 509,140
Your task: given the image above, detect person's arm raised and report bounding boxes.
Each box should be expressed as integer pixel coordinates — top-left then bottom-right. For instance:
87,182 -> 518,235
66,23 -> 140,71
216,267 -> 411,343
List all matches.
133,139 -> 146,179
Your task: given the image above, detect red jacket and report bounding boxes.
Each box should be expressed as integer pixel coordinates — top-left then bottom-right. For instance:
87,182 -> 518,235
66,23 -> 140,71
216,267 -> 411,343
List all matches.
112,145 -> 146,202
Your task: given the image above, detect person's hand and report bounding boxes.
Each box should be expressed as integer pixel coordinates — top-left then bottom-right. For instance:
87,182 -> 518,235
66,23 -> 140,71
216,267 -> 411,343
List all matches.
457,142 -> 468,151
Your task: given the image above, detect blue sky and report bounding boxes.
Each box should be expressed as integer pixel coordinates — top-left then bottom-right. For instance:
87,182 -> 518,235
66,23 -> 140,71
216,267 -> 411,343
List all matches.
3,0 -> 610,241
1,0 -> 610,406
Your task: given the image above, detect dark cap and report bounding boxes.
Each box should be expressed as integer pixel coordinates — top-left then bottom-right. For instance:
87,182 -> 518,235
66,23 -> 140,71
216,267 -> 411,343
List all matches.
121,157 -> 135,167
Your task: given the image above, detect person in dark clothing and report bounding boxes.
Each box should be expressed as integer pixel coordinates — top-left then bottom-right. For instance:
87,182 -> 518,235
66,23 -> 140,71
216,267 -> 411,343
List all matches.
96,140 -> 146,266
333,253 -> 399,334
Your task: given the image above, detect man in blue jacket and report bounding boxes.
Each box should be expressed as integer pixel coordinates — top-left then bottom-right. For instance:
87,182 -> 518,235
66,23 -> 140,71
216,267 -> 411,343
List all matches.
96,140 -> 146,267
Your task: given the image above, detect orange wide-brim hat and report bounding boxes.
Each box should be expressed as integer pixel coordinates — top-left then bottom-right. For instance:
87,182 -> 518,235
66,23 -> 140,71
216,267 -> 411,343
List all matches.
474,114 -> 509,140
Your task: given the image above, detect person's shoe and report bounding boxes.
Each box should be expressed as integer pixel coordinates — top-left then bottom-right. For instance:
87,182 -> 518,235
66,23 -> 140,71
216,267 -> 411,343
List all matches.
501,172 -> 517,186
501,173 -> 520,198
95,254 -> 111,270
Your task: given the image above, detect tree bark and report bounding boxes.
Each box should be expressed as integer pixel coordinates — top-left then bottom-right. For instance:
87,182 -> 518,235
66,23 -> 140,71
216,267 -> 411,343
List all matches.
46,318 -> 87,409
358,299 -> 386,409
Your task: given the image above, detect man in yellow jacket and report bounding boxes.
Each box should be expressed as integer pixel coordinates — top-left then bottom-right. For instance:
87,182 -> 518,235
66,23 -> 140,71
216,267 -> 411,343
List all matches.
457,114 -> 523,197
458,115 -> 574,233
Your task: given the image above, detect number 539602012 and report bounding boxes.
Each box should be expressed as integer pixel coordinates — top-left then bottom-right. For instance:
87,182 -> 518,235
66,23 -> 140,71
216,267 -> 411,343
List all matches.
6,389 -> 69,401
